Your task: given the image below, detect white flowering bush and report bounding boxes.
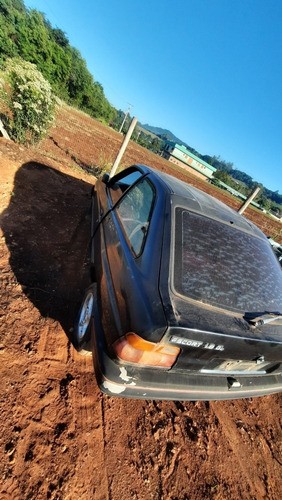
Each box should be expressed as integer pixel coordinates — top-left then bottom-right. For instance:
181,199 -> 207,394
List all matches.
0,58 -> 55,144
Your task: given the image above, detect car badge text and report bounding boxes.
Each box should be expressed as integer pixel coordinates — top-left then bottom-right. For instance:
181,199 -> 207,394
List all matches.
170,335 -> 224,351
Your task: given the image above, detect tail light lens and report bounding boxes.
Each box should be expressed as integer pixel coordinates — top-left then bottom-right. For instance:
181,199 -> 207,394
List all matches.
113,333 -> 180,368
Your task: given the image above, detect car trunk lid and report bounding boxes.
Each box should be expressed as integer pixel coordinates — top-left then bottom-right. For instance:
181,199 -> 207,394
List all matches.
158,202 -> 282,374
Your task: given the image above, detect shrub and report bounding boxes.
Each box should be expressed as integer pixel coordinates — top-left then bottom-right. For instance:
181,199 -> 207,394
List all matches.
0,58 -> 56,144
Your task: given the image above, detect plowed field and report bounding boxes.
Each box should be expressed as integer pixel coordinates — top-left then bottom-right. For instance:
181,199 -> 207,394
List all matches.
0,105 -> 281,499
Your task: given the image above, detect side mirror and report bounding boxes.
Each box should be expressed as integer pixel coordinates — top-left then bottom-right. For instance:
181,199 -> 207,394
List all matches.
102,173 -> 110,184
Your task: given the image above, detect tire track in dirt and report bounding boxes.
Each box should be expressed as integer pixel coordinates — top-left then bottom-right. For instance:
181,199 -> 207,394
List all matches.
66,350 -> 109,500
211,400 -> 282,500
211,402 -> 267,498
0,287 -> 109,498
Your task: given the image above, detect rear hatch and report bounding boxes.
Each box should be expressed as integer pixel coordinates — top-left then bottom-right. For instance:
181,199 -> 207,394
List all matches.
160,205 -> 282,376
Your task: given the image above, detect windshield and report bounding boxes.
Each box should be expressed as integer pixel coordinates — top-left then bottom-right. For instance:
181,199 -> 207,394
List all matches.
173,208 -> 282,313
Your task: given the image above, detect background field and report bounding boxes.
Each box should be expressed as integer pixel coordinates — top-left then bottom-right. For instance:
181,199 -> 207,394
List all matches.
0,105 -> 281,499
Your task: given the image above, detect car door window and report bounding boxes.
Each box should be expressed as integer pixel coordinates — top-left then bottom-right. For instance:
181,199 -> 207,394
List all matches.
116,178 -> 155,256
108,170 -> 143,206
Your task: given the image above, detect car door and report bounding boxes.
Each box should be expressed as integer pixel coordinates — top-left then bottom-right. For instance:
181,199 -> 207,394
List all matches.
91,167 -> 144,240
94,172 -> 162,349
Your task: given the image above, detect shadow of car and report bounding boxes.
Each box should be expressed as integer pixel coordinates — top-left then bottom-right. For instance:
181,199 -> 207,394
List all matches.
0,162 -> 93,334
73,165 -> 282,400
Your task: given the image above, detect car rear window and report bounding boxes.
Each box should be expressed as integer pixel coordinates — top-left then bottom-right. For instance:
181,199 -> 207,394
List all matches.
173,208 -> 282,313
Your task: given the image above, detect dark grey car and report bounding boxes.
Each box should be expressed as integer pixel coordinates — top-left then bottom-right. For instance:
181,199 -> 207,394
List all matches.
74,165 -> 282,400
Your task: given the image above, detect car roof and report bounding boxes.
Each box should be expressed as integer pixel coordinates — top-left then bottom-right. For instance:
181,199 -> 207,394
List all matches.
134,164 -> 264,239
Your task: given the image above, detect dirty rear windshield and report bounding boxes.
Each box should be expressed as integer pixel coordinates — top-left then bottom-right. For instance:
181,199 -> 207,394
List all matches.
173,208 -> 282,313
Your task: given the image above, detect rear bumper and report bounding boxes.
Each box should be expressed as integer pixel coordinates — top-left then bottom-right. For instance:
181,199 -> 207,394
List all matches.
90,296 -> 282,401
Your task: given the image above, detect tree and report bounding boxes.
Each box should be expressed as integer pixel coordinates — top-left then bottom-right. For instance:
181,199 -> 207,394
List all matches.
0,15 -> 18,62
51,28 -> 69,47
213,169 -> 232,184
257,195 -> 272,210
0,1 -> 116,124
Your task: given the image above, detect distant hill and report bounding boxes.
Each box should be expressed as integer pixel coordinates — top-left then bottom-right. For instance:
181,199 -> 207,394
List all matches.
141,123 -> 181,143
140,123 -> 198,153
137,125 -> 159,139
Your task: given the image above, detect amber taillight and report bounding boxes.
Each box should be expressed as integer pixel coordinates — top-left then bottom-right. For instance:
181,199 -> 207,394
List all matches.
113,333 -> 180,368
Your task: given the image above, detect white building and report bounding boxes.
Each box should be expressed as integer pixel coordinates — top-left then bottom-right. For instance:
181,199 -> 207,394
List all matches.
163,143 -> 217,181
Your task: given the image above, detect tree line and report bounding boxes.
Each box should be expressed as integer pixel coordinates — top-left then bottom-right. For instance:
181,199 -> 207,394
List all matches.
0,0 -> 162,153
203,155 -> 282,211
0,0 -> 116,124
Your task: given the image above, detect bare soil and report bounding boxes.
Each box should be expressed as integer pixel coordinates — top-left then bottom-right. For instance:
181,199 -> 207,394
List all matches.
0,105 -> 281,500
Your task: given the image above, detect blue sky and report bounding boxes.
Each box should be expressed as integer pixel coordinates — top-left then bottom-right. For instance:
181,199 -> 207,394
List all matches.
24,0 -> 282,193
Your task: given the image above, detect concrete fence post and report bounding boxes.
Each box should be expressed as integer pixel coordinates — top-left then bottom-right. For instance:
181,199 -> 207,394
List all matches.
0,119 -> 10,140
238,186 -> 261,214
109,117 -> 138,178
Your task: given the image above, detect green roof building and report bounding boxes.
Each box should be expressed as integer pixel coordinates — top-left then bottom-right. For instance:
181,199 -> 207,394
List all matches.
163,143 -> 217,181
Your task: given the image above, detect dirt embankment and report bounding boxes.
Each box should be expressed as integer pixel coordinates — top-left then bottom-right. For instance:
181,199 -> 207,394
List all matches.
0,106 -> 281,499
